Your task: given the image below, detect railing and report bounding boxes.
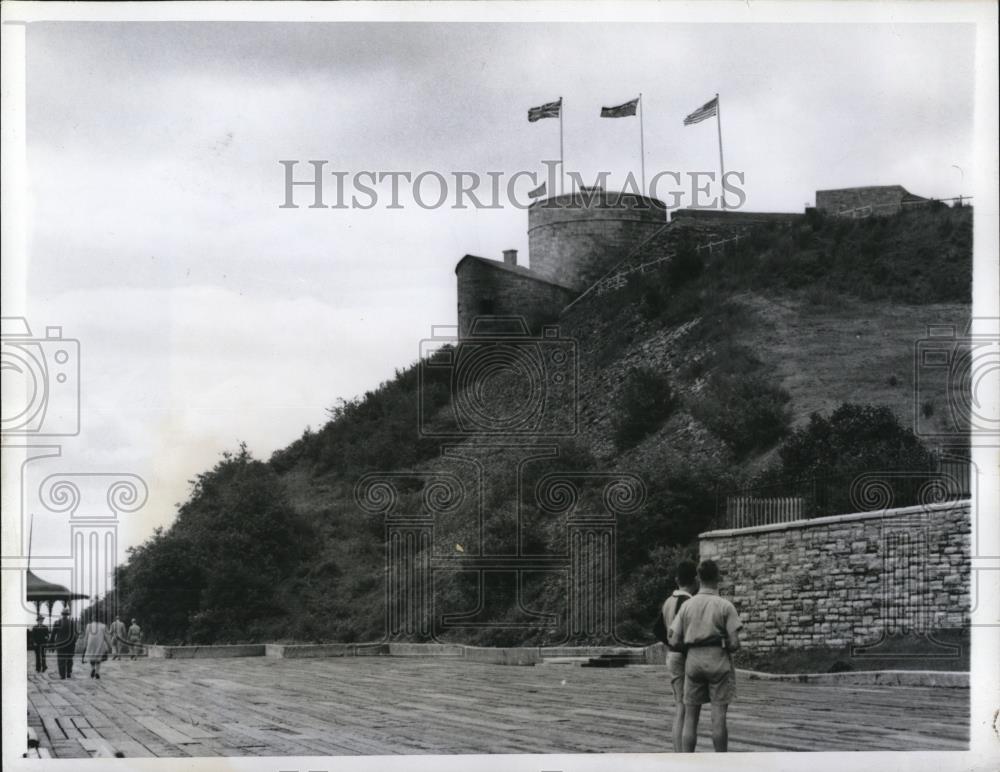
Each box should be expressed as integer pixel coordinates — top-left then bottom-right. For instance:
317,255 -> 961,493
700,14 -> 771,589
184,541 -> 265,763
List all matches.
563,221 -> 675,311
716,455 -> 971,529
726,496 -> 805,529
695,234 -> 744,253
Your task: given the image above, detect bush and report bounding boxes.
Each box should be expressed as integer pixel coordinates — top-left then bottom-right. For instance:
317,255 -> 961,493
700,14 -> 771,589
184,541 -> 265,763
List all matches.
690,372 -> 792,458
613,367 -> 677,449
777,403 -> 935,482
748,403 -> 939,517
709,206 -> 971,304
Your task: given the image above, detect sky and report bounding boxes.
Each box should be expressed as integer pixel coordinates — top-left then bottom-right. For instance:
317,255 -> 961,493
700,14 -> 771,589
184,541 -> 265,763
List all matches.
15,21 -> 977,579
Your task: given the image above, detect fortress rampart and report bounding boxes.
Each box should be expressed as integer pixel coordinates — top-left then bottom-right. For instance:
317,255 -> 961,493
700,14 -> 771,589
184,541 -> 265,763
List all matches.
815,185 -> 927,218
455,183 -> 931,339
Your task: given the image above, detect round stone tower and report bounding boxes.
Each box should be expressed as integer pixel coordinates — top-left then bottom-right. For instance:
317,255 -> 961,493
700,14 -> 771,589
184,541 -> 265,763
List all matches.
527,189 -> 668,291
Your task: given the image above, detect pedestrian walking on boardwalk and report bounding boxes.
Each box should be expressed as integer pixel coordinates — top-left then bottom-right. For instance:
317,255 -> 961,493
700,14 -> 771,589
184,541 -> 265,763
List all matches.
667,559 -> 744,753
660,560 -> 698,752
127,619 -> 142,660
30,616 -> 49,673
52,608 -> 77,679
109,616 -> 127,660
81,618 -> 113,679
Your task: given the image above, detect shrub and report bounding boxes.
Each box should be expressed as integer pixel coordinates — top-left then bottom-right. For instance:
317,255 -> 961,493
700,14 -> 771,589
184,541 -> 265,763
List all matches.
690,372 -> 792,458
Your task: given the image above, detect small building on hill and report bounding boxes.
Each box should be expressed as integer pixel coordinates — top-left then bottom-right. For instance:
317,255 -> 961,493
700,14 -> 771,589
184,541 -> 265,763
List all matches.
455,188 -> 669,338
455,251 -> 575,338
815,185 -> 928,218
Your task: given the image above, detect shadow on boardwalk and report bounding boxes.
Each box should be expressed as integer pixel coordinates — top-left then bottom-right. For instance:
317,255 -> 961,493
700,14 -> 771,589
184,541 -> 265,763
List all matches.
27,654 -> 968,757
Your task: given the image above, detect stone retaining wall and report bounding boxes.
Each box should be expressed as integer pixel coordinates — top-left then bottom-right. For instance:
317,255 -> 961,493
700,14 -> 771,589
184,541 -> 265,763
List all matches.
147,644 -> 266,659
699,500 -> 971,652
264,643 -> 382,658
462,646 -> 542,666
155,642 -> 654,665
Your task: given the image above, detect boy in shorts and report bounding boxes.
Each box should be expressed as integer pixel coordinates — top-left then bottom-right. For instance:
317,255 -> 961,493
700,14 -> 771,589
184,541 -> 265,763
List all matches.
661,559 -> 698,752
667,559 -> 743,752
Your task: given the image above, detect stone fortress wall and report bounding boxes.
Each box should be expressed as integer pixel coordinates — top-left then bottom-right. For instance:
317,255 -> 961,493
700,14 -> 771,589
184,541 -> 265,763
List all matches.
815,185 -> 927,218
455,252 -> 575,338
455,183 -> 931,339
698,500 -> 971,652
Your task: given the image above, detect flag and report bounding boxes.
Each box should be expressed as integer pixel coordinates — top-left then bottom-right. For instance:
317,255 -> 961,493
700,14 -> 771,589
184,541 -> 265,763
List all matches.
528,99 -> 561,122
683,96 -> 718,125
600,97 -> 639,118
527,181 -> 547,199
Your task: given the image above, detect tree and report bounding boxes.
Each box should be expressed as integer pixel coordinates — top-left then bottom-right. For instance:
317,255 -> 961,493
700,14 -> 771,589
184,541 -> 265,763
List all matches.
777,403 -> 934,481
762,403 -> 937,516
116,445 -> 315,643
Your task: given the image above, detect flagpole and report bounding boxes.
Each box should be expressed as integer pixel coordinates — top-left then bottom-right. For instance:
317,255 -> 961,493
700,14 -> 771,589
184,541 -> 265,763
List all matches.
715,92 -> 726,210
559,96 -> 565,196
638,93 -> 646,196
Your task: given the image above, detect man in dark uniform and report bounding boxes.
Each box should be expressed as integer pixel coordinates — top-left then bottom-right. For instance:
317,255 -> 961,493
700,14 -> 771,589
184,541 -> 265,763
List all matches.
50,607 -> 77,679
30,616 -> 49,673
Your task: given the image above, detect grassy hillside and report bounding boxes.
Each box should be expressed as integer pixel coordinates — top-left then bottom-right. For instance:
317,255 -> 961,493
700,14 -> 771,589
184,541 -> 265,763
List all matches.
114,204 -> 972,646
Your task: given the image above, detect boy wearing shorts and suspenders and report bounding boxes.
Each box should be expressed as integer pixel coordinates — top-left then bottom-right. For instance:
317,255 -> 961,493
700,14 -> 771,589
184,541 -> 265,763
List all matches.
660,560 -> 699,752
668,559 -> 743,752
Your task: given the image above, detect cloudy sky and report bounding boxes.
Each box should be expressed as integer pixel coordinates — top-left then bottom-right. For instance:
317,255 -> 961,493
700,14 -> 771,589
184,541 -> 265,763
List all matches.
17,21 -> 976,571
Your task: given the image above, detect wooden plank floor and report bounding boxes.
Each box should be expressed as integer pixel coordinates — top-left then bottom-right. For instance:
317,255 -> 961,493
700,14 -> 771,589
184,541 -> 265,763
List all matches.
26,653 -> 968,757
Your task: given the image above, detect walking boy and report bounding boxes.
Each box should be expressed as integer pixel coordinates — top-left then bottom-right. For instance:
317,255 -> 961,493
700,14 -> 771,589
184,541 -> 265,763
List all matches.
661,560 -> 698,752
110,616 -> 127,660
667,559 -> 743,753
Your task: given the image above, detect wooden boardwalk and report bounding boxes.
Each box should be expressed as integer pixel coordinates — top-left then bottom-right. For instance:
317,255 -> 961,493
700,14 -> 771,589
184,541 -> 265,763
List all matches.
26,654 -> 968,757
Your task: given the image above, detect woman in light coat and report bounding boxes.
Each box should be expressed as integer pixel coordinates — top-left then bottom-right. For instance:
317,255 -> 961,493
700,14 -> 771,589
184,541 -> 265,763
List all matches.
81,619 -> 113,679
